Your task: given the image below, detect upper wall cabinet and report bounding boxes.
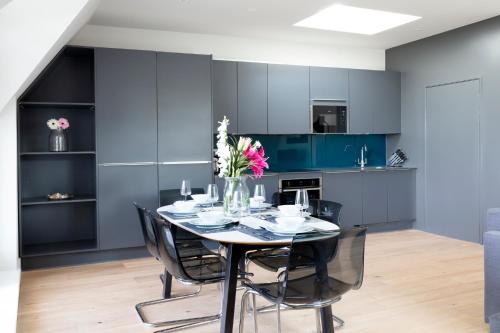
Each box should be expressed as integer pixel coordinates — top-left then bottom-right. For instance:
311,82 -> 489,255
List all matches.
95,48 -> 158,164
268,64 -> 310,134
348,69 -> 401,134
212,60 -> 238,133
157,53 -> 212,162
238,62 -> 268,134
310,67 -> 348,101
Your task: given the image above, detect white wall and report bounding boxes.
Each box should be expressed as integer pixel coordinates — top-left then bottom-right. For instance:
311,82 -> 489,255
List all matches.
0,0 -> 100,112
0,99 -> 18,271
71,25 -> 385,70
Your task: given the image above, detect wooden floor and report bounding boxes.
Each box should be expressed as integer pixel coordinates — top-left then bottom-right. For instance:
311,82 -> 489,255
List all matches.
17,230 -> 489,333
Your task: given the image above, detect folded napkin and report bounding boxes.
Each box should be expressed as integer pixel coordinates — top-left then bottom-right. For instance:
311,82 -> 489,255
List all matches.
309,221 -> 340,232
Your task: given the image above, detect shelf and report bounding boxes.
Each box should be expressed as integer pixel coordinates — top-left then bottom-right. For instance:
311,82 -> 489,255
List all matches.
21,196 -> 96,206
19,101 -> 94,109
22,239 -> 97,257
20,151 -> 96,156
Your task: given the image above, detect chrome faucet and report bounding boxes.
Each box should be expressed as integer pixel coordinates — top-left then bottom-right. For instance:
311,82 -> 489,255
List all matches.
357,144 -> 367,168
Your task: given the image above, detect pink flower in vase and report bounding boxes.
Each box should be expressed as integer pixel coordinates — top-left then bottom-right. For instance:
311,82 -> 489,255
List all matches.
58,118 -> 70,130
244,145 -> 269,179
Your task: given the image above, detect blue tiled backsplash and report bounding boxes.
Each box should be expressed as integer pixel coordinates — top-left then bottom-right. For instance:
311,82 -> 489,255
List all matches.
226,134 -> 386,172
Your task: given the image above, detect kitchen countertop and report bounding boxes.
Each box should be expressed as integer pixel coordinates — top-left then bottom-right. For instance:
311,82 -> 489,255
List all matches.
262,166 -> 416,176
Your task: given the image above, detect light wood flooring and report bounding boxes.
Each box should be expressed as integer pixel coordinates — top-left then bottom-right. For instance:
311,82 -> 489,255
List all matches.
17,230 -> 489,333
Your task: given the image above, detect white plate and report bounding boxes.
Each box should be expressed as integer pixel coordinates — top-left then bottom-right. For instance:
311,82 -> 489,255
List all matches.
190,218 -> 235,228
270,211 -> 311,218
160,204 -> 200,215
250,203 -> 272,210
264,223 -> 314,235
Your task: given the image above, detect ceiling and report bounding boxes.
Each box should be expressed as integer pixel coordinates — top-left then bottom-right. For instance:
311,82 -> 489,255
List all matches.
89,0 -> 500,49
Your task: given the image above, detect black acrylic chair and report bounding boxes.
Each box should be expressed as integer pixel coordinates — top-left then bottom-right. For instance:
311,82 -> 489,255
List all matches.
239,227 -> 367,333
133,204 -> 219,330
309,199 -> 343,227
135,210 -> 227,332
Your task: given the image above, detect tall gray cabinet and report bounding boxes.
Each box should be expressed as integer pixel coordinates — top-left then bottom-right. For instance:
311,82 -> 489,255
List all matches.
95,48 -> 158,250
157,52 -> 213,190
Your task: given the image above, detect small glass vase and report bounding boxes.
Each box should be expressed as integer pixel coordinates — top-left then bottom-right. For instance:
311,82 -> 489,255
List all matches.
49,128 -> 68,152
223,176 -> 250,218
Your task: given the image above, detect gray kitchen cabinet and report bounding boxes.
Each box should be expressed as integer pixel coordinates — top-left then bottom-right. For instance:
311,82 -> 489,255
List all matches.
212,60 -> 238,133
322,172 -> 363,228
362,171 -> 388,224
95,48 -> 157,163
246,175 -> 279,203
268,64 -> 310,134
310,67 -> 348,101
387,170 -> 416,222
159,164 -> 213,192
238,62 -> 268,134
98,165 -> 158,250
348,69 -> 401,134
157,52 -> 212,162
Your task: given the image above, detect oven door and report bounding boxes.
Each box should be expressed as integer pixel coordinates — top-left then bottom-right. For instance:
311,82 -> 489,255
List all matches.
311,101 -> 347,133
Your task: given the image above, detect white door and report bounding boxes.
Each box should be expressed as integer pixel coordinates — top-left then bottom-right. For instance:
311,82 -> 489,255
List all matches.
425,79 -> 480,242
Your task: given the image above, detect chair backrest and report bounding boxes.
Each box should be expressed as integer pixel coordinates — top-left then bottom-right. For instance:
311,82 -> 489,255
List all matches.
133,202 -> 160,259
160,188 -> 205,206
151,211 -> 223,283
280,226 -> 367,305
150,211 -> 192,281
309,199 -> 343,227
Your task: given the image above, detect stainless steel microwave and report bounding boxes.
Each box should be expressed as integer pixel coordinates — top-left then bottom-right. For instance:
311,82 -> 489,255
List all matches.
310,100 -> 348,134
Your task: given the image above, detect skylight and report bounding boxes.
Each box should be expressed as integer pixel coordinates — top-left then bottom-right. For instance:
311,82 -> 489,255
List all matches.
294,4 -> 421,35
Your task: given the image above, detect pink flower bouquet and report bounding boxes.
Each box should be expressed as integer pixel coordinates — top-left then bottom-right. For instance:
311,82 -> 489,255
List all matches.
216,116 -> 269,178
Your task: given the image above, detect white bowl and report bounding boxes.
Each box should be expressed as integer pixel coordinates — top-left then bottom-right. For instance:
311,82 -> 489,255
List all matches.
277,205 -> 301,217
173,200 -> 197,213
196,210 -> 225,224
191,194 -> 209,204
275,216 -> 305,230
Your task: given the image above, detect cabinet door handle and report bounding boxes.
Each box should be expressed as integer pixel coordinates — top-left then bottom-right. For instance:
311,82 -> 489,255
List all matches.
99,162 -> 157,167
159,161 -> 212,165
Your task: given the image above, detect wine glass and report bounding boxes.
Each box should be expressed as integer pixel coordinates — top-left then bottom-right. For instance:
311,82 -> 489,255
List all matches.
253,184 -> 266,210
295,189 -> 309,217
180,180 -> 191,201
207,184 -> 219,209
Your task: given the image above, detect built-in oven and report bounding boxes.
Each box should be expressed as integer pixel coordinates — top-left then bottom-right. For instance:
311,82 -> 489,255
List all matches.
310,100 -> 348,134
278,177 -> 322,205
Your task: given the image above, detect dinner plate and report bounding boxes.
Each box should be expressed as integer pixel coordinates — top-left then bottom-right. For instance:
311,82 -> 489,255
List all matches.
190,218 -> 235,229
263,223 -> 314,235
160,204 -> 200,215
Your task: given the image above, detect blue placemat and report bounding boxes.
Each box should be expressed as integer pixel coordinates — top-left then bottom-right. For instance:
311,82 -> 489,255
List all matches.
158,211 -> 199,220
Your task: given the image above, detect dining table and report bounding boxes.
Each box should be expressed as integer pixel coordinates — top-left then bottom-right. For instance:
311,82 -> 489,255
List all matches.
157,206 -> 340,333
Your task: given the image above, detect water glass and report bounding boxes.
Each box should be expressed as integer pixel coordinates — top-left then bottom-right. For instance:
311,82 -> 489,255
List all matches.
180,180 -> 191,201
231,189 -> 246,217
207,184 -> 219,209
295,189 -> 309,217
253,184 -> 266,209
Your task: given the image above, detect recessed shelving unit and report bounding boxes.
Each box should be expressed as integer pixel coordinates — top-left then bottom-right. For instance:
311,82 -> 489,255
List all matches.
18,46 -> 98,258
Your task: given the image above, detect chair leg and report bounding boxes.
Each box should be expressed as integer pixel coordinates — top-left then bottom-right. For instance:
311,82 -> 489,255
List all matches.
162,269 -> 173,299
251,293 -> 259,333
135,283 -> 218,330
332,314 -> 345,329
239,290 -> 249,333
315,309 -> 322,333
276,304 -> 282,333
